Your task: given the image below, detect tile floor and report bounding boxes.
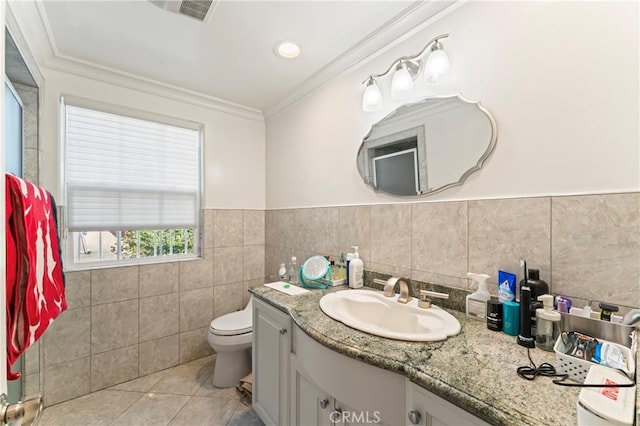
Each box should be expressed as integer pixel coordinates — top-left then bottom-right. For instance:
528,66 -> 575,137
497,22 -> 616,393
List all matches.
39,355 -> 264,426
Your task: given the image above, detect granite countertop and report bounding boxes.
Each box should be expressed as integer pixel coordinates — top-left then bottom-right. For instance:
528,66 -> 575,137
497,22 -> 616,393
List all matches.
250,284 -> 638,426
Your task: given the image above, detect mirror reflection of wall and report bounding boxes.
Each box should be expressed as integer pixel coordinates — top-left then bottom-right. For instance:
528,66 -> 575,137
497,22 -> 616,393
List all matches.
358,95 -> 497,196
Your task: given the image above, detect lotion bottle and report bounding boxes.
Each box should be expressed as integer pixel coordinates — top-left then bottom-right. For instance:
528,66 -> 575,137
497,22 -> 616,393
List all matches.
348,246 -> 364,289
466,273 -> 491,320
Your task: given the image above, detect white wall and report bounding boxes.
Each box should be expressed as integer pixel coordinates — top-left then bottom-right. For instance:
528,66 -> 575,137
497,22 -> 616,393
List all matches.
265,1 -> 639,209
41,68 -> 266,209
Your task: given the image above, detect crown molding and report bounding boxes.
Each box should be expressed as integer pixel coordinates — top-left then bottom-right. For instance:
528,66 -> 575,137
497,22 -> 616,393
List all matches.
43,54 -> 265,122
263,0 -> 465,119
10,0 -> 465,123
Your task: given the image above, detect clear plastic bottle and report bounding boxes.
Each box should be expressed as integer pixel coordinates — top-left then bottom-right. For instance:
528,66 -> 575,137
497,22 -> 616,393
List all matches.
278,263 -> 287,281
288,256 -> 299,284
535,294 -> 560,351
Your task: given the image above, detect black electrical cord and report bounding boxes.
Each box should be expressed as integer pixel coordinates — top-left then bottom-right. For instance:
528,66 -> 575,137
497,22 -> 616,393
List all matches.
516,348 -> 636,388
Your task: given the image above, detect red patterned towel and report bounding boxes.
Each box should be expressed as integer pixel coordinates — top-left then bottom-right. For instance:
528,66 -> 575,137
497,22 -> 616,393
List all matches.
6,174 -> 66,379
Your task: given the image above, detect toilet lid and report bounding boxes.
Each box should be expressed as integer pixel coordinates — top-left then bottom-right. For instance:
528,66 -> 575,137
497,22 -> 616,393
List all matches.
210,309 -> 252,336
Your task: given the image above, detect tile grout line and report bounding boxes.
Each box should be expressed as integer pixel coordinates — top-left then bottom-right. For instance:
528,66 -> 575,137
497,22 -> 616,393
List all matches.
137,266 -> 141,382
548,197 -> 553,293
107,390 -> 147,426
165,394 -> 195,426
89,269 -> 93,394
225,399 -> 243,426
466,200 -> 470,291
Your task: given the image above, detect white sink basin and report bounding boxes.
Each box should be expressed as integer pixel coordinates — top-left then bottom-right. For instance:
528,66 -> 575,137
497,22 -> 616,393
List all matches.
319,289 -> 461,342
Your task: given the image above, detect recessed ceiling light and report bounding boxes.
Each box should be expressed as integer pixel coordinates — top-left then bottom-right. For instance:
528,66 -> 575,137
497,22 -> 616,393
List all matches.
274,41 -> 301,59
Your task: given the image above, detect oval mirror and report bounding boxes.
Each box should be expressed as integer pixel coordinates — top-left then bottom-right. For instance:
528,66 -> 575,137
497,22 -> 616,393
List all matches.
357,95 -> 497,196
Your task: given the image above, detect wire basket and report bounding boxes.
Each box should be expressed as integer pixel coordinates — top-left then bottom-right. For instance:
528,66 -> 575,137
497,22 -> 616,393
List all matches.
553,334 -> 636,383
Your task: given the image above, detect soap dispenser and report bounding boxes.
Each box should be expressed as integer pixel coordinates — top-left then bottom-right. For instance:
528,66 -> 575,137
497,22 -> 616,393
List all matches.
535,294 -> 560,351
348,246 -> 364,289
466,273 -> 491,320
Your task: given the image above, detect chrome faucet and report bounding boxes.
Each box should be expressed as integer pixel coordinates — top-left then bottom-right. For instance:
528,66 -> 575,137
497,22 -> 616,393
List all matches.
383,277 -> 413,304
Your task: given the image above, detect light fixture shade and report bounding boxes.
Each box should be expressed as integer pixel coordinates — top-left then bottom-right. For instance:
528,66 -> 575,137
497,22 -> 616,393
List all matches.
391,65 -> 413,100
424,49 -> 451,83
362,79 -> 383,112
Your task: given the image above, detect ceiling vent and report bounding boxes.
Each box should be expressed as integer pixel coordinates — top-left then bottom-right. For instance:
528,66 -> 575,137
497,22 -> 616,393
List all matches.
149,0 -> 217,22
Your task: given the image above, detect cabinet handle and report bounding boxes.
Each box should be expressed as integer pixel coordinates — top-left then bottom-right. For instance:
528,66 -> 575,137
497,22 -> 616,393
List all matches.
408,410 -> 422,425
320,399 -> 329,409
279,328 -> 287,335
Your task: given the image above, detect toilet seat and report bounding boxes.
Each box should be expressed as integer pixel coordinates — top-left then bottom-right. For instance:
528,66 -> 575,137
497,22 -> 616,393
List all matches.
210,309 -> 252,336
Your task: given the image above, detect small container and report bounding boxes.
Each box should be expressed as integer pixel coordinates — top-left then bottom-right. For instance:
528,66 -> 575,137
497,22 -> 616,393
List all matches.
502,301 -> 520,336
486,299 -> 502,331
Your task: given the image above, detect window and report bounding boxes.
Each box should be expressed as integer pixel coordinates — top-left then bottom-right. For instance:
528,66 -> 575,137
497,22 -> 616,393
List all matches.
62,98 -> 202,269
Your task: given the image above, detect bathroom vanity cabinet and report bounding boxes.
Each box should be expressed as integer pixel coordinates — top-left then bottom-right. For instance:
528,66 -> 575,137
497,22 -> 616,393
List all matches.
253,297 -> 489,426
252,298 -> 292,426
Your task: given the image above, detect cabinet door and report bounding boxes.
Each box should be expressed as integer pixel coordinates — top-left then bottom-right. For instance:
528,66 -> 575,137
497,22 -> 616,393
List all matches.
405,381 -> 489,426
290,354 -> 333,426
253,298 -> 291,426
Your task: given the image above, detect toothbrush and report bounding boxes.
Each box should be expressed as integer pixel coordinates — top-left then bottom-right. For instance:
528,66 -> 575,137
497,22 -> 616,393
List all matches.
520,259 -> 527,286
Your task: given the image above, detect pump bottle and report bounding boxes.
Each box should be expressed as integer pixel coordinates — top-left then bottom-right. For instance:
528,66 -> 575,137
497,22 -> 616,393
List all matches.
348,246 -> 364,289
535,294 -> 560,351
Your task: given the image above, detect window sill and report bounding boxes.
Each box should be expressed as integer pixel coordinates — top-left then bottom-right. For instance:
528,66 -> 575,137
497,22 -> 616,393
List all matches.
63,253 -> 203,272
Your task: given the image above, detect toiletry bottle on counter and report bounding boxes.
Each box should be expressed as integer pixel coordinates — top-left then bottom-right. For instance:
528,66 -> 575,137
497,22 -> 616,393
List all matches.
502,301 -> 520,336
288,256 -> 299,285
535,294 -> 560,351
345,252 -> 354,286
599,303 -> 619,322
348,246 -> 364,289
278,263 -> 287,281
486,299 -> 503,331
466,273 -> 491,320
519,268 -> 549,337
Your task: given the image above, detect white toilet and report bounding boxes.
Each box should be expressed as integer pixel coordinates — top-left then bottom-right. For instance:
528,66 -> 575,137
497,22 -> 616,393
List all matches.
207,296 -> 253,388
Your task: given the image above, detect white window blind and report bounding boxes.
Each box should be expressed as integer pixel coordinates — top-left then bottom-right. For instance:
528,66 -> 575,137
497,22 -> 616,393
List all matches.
65,104 -> 200,232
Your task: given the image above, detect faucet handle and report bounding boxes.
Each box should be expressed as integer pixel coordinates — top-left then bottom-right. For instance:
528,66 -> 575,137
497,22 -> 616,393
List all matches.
419,290 -> 449,309
382,277 -> 399,297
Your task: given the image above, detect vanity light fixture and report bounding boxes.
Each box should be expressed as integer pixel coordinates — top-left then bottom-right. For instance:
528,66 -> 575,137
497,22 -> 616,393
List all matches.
361,34 -> 450,112
274,40 -> 301,59
390,61 -> 415,100
362,77 -> 383,112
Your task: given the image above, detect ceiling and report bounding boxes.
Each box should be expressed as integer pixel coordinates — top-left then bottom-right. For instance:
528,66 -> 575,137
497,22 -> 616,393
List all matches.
40,0 -> 426,112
